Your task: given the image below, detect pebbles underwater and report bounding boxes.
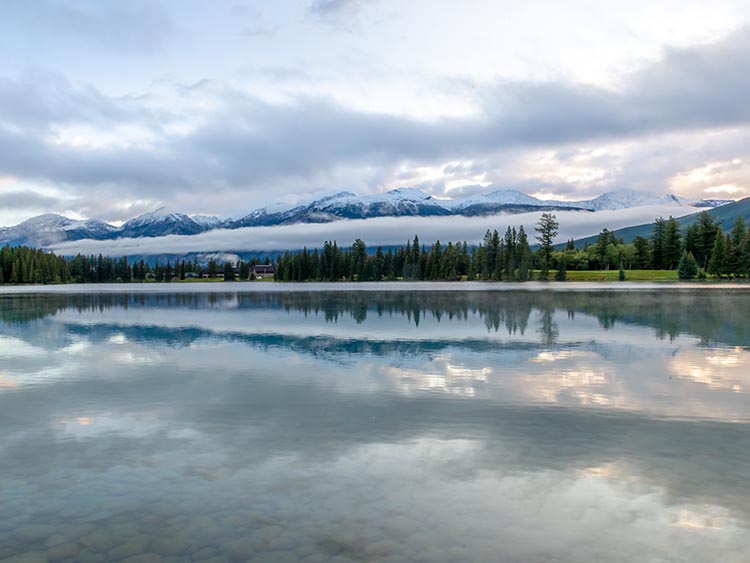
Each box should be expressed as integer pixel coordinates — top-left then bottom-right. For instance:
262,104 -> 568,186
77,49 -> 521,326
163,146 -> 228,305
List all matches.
2,290 -> 750,562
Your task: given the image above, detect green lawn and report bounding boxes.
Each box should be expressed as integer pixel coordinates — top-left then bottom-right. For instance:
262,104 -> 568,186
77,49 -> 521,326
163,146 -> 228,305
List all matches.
170,277 -> 276,283
560,270 -> 679,281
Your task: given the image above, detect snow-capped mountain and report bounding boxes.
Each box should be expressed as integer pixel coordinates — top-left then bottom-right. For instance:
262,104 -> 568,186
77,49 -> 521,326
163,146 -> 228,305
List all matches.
578,190 -> 688,211
0,188 -> 734,248
693,199 -> 734,208
446,189 -> 587,215
0,214 -> 117,247
232,188 -> 451,228
114,208 -> 206,238
191,215 -> 224,229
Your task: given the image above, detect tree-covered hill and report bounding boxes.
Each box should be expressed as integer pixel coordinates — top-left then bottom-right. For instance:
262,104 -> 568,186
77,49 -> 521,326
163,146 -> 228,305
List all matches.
567,198 -> 750,248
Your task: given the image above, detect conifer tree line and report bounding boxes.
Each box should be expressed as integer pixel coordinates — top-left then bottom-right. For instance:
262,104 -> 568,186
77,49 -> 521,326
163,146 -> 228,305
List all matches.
65,255 -> 271,283
1,248 -> 272,285
274,225 -> 538,282
0,245 -> 70,284
2,211 -> 750,284
555,212 -> 750,278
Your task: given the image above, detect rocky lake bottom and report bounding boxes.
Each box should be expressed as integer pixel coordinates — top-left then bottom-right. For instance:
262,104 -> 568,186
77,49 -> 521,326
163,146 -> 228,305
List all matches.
1,286 -> 749,562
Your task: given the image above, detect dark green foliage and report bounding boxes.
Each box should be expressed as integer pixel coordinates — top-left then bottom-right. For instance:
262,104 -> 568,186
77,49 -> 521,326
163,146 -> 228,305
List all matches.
618,262 -> 625,281
594,228 -> 617,270
727,217 -> 746,276
207,259 -> 218,278
239,260 -> 250,280
650,217 -> 666,269
662,217 -> 682,269
0,245 -> 69,284
535,213 -> 559,281
707,227 -> 727,278
223,262 -> 236,281
678,251 -> 699,280
696,211 -> 719,270
554,258 -> 567,281
275,225 -> 531,282
632,236 -> 651,269
6,206 -> 750,286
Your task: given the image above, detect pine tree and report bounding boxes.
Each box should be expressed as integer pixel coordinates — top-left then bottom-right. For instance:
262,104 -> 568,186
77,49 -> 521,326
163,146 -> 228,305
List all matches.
535,213 -> 558,280
223,262 -> 236,281
728,216 -> 746,276
517,226 -> 532,281
662,217 -> 682,269
650,218 -> 666,269
678,251 -> 699,280
707,227 -> 727,278
554,257 -> 567,281
633,236 -> 651,269
696,211 -> 718,270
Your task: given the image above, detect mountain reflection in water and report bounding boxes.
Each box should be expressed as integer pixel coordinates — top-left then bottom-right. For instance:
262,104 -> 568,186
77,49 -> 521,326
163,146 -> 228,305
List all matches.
0,288 -> 749,563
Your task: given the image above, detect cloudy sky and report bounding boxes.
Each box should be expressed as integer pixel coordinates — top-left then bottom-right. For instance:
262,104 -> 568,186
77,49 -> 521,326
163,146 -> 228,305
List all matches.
1,0 -> 750,227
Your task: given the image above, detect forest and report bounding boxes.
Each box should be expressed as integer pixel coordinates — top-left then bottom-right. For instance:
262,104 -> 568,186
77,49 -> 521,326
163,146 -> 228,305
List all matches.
1,211 -> 749,284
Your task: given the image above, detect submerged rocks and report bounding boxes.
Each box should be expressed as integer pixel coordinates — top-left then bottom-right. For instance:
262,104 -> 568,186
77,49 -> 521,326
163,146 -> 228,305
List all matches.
11,526 -> 56,544
0,553 -> 49,563
43,542 -> 78,562
119,555 -> 164,563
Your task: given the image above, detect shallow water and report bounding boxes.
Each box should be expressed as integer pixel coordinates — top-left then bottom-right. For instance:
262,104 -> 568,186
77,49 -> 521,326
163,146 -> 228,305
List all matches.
1,287 -> 749,562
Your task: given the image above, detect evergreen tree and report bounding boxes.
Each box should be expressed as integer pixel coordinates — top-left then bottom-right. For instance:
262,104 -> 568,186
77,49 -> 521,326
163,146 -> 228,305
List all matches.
554,257 -> 567,281
707,227 -> 727,277
595,228 -> 616,270
517,227 -> 532,281
728,216 -> 746,276
535,213 -> 559,280
696,211 -> 718,270
678,251 -> 699,280
239,260 -> 250,280
650,218 -> 666,269
207,259 -> 218,278
633,236 -> 651,269
662,217 -> 682,269
223,262 -> 236,281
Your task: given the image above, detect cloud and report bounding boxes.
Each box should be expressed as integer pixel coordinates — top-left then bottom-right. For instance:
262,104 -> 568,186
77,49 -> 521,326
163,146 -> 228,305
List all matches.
2,28 -> 750,221
0,0 -> 173,53
0,71 -> 139,131
240,25 -> 280,38
307,0 -> 370,17
47,204 -> 694,257
0,190 -> 66,209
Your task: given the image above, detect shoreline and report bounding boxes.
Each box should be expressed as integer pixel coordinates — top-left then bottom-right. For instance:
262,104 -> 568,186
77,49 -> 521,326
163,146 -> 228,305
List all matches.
2,280 -> 750,294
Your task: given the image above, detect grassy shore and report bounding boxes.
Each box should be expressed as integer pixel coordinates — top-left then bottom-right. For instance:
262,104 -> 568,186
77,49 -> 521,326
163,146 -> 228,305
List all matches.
83,271 -> 734,283
559,270 -> 679,281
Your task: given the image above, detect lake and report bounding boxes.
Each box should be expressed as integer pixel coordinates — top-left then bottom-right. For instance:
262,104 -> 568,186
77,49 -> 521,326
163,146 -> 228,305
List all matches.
1,284 -> 749,563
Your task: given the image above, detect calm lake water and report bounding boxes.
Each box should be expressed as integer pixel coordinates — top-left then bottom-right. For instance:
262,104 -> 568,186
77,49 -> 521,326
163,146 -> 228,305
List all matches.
1,284 -> 749,563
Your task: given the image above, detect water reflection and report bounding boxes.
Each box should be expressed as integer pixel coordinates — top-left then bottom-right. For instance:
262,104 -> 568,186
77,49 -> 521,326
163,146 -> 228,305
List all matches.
0,289 -> 749,562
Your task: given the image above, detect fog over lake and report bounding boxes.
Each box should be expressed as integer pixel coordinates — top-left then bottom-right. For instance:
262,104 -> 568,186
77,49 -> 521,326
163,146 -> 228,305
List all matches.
1,286 -> 749,562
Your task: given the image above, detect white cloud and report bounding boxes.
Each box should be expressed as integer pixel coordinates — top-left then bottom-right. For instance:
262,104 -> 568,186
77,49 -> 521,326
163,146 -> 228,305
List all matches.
48,205 -> 694,256
1,2 -> 750,226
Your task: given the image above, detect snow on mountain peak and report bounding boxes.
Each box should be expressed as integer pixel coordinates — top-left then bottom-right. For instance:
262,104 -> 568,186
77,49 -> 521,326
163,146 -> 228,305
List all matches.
191,215 -> 224,228
0,186 -> 736,250
385,187 -> 433,200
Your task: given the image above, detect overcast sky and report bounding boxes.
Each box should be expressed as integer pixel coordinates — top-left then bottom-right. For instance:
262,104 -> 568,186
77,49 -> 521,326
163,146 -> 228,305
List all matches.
1,0 -> 750,227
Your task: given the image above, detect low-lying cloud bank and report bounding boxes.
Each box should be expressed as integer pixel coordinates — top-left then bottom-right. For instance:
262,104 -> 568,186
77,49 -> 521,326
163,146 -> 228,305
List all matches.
48,205 -> 691,256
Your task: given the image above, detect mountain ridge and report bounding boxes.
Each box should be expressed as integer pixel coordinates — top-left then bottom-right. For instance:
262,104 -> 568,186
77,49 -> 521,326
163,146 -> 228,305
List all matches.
0,188 -> 733,248
564,197 -> 750,249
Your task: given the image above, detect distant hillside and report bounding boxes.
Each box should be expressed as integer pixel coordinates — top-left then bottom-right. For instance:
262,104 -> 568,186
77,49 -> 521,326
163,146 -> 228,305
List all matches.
567,198 -> 750,248
0,187 -> 731,248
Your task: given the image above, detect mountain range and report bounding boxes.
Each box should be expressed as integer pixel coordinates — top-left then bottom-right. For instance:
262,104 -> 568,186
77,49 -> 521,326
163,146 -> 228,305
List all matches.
0,187 -> 732,248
